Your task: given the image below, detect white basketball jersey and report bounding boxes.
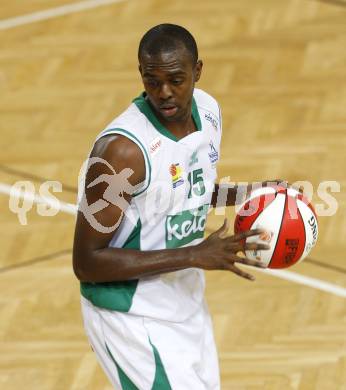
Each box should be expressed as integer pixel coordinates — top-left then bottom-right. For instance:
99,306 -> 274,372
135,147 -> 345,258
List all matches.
81,88 -> 222,321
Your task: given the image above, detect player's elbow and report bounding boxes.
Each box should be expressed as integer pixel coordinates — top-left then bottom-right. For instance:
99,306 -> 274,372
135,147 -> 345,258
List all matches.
73,259 -> 86,282
72,249 -> 92,282
73,262 -> 85,282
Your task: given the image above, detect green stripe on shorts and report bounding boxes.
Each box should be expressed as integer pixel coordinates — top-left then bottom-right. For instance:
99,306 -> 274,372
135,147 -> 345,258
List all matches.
105,340 -> 172,390
150,340 -> 172,390
105,343 -> 138,390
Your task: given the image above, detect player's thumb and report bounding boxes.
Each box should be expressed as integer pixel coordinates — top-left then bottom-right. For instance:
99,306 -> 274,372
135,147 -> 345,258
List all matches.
218,218 -> 230,239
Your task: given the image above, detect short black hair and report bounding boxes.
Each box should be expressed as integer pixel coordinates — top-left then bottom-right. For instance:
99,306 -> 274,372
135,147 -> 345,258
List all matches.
138,24 -> 198,65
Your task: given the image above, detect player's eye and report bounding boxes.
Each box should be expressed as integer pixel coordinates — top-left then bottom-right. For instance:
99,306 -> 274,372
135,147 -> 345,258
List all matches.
171,79 -> 184,86
145,79 -> 160,88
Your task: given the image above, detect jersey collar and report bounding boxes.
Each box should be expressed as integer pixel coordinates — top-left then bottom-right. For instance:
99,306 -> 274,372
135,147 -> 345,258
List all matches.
132,92 -> 202,142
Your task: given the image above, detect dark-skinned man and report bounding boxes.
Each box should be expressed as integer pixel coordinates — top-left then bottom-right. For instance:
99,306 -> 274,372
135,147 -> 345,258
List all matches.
73,24 -> 271,389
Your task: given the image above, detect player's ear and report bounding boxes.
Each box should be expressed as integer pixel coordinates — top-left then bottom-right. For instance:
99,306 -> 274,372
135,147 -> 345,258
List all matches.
194,60 -> 203,82
138,64 -> 142,75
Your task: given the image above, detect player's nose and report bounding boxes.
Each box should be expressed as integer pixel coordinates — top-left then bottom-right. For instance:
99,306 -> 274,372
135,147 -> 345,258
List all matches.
159,83 -> 173,100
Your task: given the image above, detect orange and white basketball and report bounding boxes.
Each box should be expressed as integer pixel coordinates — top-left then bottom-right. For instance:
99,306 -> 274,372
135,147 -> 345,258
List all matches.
234,186 -> 318,269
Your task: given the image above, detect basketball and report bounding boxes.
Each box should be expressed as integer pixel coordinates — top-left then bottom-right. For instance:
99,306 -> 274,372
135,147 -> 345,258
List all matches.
234,186 -> 318,269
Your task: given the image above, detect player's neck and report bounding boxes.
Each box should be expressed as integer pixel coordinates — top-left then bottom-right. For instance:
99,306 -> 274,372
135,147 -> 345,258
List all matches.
158,104 -> 196,140
165,117 -> 196,139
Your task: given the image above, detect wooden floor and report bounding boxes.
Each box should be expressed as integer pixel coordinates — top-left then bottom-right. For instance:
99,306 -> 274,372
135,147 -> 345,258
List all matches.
1,0 -> 346,389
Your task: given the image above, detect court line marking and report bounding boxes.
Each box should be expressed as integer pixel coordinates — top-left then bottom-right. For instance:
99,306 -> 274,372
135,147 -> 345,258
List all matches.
252,267 -> 346,298
0,181 -> 345,298
0,183 -> 77,215
0,0 -> 127,30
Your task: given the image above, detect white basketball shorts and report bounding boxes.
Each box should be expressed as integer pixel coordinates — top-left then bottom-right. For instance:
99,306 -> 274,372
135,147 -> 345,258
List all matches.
81,296 -> 220,389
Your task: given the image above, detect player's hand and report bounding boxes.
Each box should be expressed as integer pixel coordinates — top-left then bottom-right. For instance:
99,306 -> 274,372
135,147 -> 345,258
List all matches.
192,219 -> 270,281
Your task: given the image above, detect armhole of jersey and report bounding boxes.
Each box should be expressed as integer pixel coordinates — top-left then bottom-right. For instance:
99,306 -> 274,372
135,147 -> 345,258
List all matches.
96,127 -> 152,196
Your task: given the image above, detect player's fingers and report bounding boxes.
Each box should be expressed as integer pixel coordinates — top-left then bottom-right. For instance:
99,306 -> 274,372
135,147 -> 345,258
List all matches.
228,264 -> 256,281
230,228 -> 265,242
227,241 -> 270,253
232,255 -> 266,268
218,218 -> 230,239
244,242 -> 271,251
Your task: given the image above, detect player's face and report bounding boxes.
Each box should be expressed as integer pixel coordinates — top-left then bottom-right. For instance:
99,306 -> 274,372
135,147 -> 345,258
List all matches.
139,48 -> 202,123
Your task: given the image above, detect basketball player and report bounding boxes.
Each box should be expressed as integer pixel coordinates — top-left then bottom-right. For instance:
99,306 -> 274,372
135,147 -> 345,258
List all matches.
73,24 -> 271,389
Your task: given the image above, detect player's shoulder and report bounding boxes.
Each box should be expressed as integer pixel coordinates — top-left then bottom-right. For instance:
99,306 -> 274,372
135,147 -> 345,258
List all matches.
193,88 -> 220,115
105,101 -> 146,133
96,98 -> 150,145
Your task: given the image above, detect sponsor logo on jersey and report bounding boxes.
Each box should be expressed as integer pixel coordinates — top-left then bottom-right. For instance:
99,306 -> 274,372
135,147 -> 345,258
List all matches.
208,141 -> 219,165
189,150 -> 198,166
205,112 -> 218,131
169,163 -> 184,188
149,137 -> 162,156
166,205 -> 208,248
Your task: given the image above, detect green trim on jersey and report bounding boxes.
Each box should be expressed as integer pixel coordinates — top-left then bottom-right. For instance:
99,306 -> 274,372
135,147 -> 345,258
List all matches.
80,280 -> 138,312
105,340 -> 172,390
133,92 -> 202,142
102,127 -> 152,196
80,219 -> 141,311
191,97 -> 202,132
123,218 -> 142,249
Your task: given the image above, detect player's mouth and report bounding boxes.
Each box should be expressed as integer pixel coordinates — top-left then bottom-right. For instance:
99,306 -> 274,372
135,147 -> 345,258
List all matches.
159,105 -> 178,117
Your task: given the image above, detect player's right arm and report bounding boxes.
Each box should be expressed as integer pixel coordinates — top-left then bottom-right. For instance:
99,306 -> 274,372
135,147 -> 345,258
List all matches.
73,135 -> 269,282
